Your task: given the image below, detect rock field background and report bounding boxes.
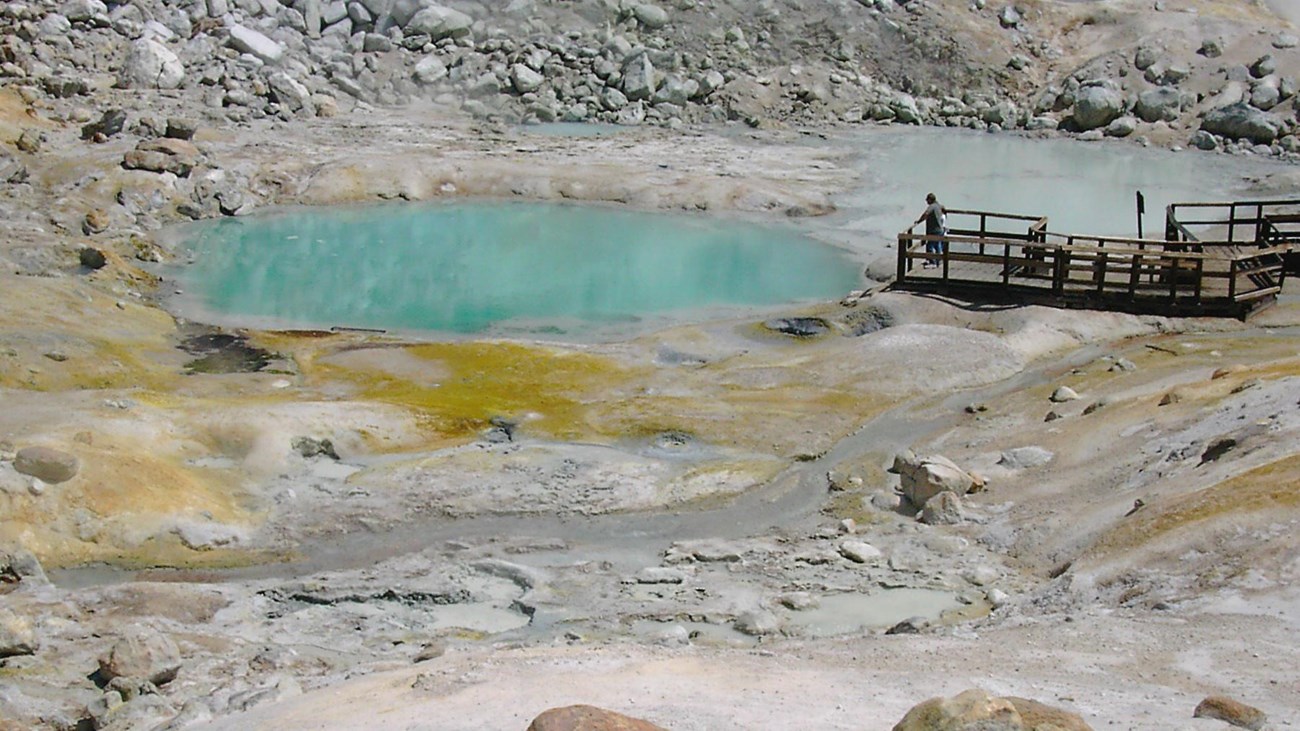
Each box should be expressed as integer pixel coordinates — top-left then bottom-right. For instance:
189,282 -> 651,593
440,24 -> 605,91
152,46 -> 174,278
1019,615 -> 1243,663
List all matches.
1,0 -> 1300,729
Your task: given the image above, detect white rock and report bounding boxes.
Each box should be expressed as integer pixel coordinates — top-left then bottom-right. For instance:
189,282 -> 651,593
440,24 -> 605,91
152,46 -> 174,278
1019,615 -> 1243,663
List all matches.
413,55 -> 447,84
633,3 -> 668,28
838,540 -> 882,563
997,446 -> 1054,470
986,588 -> 1011,608
964,565 -> 1000,587
404,5 -> 471,40
1049,385 -> 1080,402
634,567 -> 686,584
509,63 -> 544,94
229,24 -> 284,64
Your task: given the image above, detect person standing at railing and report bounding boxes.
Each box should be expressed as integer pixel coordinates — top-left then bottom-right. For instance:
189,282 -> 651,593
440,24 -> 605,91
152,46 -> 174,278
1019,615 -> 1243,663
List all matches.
914,192 -> 947,268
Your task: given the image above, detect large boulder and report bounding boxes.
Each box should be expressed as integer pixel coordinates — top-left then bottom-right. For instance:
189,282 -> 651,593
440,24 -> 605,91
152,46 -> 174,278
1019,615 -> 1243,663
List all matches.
413,55 -> 447,84
632,3 -> 668,29
510,64 -> 544,94
622,52 -> 657,101
1072,84 -> 1124,131
889,92 -> 923,124
1201,103 -> 1281,144
118,39 -> 184,90
893,451 -> 980,508
893,689 -> 1093,731
98,626 -> 183,686
13,446 -> 79,484
1134,87 -> 1182,122
229,24 -> 284,64
405,5 -> 471,40
527,705 -> 668,731
267,72 -> 312,112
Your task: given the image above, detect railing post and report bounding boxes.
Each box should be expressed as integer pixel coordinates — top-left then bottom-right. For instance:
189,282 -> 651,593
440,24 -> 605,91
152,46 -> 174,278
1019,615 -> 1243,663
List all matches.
1228,258 -> 1236,300
1003,242 -> 1011,285
941,239 -> 949,281
1054,248 -> 1068,296
897,233 -> 907,283
1096,250 -> 1107,293
1129,252 -> 1140,298
1194,257 -> 1203,305
1168,255 -> 1178,302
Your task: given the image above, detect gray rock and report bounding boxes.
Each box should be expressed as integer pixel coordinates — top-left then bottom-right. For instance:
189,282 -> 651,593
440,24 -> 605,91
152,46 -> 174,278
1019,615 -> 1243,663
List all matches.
1201,102 -> 1281,144
1133,45 -> 1160,71
119,39 -> 185,90
14,446 -> 79,484
1251,55 -> 1276,79
347,1 -> 373,25
322,0 -> 347,24
1049,385 -> 1080,402
997,446 -> 1053,469
600,87 -> 629,111
0,549 -> 48,586
292,436 -> 338,459
919,490 -> 964,524
997,5 -> 1019,27
697,69 -> 725,96
0,608 -> 39,657
1025,115 -> 1058,131
634,567 -> 685,584
1198,37 -> 1223,58
1274,33 -> 1299,50
510,64 -> 543,94
301,0 -> 321,35
1072,84 -> 1124,131
38,13 -> 72,35
885,616 -> 928,634
362,32 -> 392,52
890,92 -> 922,124
622,52 -> 656,101
633,3 -> 668,29
1190,129 -> 1219,150
1135,87 -> 1182,122
165,118 -> 198,140
734,609 -> 781,636
98,626 -> 182,685
1105,116 -> 1137,137
652,73 -> 692,106
229,25 -> 284,64
404,5 -> 471,40
838,540 -> 882,563
80,247 -> 107,269
777,592 -> 819,610
413,55 -> 447,84
61,0 -> 106,21
267,72 -> 312,112
1251,84 -> 1280,111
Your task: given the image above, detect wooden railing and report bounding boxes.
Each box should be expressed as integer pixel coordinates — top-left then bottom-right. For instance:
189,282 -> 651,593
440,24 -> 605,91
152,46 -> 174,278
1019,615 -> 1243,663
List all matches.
894,205 -> 1290,318
1167,199 -> 1300,275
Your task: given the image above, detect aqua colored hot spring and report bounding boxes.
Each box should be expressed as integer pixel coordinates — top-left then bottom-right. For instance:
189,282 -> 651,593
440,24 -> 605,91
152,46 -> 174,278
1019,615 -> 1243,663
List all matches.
170,201 -> 862,338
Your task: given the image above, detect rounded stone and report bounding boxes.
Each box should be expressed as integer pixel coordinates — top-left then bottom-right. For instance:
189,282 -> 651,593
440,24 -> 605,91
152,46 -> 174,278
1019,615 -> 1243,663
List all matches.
13,446 -> 80,484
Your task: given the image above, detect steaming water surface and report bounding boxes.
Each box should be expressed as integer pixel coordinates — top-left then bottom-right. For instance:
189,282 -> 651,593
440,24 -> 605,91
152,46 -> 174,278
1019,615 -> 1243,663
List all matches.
172,201 -> 860,338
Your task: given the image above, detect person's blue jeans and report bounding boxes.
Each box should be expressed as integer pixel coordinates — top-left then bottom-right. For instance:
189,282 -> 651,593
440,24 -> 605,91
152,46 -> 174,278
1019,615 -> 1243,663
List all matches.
925,238 -> 942,264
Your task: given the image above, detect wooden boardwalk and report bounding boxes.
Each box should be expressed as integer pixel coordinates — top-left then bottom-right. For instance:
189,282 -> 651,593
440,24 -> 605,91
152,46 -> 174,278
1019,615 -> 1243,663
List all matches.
890,200 -> 1295,319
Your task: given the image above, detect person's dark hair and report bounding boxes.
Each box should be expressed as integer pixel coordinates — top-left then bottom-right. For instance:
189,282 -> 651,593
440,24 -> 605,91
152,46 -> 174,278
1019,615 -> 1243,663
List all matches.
926,193 -> 937,204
